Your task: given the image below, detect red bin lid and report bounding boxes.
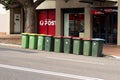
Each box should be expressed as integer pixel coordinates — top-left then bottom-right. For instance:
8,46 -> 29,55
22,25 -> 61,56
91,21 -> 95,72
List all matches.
63,36 -> 72,38
73,37 -> 82,40
45,35 -> 53,37
83,38 -> 92,40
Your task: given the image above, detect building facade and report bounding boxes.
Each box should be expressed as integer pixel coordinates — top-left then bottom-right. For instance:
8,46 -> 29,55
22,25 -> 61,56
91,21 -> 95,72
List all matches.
1,0 -> 120,45
56,0 -> 119,45
0,4 -> 10,34
36,0 -> 56,36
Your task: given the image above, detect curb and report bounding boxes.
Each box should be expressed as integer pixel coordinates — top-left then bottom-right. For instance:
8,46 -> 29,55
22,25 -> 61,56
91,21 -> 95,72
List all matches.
0,43 -> 21,48
109,55 -> 120,59
0,43 -> 120,59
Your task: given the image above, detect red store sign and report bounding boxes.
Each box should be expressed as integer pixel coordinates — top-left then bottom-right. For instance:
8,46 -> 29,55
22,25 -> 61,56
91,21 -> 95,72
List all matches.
39,19 -> 56,26
90,9 -> 117,15
90,10 -> 104,15
38,10 -> 56,36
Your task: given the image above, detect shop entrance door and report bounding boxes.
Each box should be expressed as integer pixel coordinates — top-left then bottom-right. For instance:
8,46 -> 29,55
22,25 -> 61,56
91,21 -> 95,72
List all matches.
14,14 -> 20,33
92,13 -> 117,44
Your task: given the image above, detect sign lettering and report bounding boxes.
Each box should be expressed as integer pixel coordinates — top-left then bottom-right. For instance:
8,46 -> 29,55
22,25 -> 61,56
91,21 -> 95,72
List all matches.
39,19 -> 56,26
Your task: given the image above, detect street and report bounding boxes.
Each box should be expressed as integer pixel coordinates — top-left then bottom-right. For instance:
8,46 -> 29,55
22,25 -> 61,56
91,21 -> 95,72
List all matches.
0,46 -> 120,80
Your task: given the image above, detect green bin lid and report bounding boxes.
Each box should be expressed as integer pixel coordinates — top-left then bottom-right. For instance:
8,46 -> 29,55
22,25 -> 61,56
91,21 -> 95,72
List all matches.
37,34 -> 46,36
54,36 -> 63,38
29,33 -> 37,36
92,38 -> 105,41
21,33 -> 30,35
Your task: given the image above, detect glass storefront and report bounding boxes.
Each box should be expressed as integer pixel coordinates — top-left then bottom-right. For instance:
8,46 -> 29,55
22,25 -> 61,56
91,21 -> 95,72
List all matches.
92,8 -> 117,44
63,8 -> 84,37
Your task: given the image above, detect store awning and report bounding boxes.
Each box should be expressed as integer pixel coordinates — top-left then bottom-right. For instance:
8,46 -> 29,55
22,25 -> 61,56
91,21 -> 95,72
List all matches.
79,0 -> 94,4
79,0 -> 117,4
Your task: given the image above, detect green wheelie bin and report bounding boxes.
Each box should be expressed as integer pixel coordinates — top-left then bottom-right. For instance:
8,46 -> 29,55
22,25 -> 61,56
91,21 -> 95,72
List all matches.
83,39 -> 92,56
73,37 -> 83,55
54,36 -> 63,53
28,34 -> 38,49
63,36 -> 73,53
21,33 -> 29,48
37,34 -> 46,50
45,35 -> 54,51
92,38 -> 105,57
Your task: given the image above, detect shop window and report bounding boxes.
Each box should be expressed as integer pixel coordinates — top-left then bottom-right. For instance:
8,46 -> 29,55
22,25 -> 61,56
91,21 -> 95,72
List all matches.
92,8 -> 117,44
63,8 -> 84,37
64,13 -> 84,37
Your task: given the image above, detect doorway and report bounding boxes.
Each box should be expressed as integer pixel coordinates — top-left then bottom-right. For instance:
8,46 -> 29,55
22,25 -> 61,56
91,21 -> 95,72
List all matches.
92,12 -> 117,44
14,14 -> 21,33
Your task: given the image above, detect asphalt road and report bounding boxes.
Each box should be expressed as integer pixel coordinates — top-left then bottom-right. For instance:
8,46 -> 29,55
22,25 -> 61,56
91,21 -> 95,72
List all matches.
0,46 -> 120,80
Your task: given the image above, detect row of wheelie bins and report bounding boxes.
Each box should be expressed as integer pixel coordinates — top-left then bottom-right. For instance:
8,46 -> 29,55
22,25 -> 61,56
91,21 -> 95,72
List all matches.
21,33 -> 105,57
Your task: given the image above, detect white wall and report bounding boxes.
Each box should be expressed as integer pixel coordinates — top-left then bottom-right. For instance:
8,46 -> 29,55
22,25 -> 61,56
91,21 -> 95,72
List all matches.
36,0 -> 56,9
0,4 -> 10,34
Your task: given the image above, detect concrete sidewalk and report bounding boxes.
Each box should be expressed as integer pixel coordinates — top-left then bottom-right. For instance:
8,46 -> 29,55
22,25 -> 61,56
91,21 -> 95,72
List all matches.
0,34 -> 120,58
103,44 -> 120,58
0,42 -> 120,59
0,34 -> 21,45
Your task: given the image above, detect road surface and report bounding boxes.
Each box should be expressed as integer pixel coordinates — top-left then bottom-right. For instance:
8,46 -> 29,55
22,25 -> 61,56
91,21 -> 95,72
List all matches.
0,46 -> 120,80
